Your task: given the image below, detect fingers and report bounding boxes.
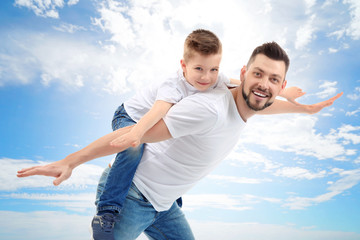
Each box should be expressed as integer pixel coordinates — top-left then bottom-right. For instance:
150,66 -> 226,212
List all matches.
17,166 -> 42,177
53,171 -> 70,186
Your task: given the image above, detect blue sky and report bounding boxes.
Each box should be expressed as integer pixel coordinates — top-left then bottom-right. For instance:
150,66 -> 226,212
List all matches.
1,0 -> 360,239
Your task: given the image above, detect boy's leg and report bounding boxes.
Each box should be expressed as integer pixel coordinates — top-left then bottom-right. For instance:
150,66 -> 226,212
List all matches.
92,104 -> 144,240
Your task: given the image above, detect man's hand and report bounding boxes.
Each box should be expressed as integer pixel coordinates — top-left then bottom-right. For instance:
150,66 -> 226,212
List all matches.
17,159 -> 73,186
304,92 -> 343,114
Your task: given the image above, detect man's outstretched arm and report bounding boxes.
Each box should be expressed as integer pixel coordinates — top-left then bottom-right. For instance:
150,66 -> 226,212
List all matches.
17,120 -> 171,185
259,92 -> 343,115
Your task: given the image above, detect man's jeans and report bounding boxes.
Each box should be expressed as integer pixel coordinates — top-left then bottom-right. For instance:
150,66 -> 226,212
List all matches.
96,167 -> 195,240
96,104 -> 145,213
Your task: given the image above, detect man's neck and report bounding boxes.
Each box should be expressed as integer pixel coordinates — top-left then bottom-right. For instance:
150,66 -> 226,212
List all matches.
230,86 -> 256,122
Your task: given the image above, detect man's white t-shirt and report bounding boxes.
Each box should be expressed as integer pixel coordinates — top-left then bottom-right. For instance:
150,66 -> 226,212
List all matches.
124,69 -> 230,122
133,85 -> 246,211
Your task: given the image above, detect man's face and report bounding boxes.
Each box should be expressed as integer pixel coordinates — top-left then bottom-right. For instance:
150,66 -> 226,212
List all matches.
181,52 -> 222,91
241,54 -> 287,111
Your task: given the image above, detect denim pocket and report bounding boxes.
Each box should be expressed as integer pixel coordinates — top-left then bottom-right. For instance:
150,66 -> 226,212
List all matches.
127,183 -> 149,203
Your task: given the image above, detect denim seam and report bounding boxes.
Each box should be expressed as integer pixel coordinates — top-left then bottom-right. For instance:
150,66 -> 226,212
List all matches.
149,224 -> 169,240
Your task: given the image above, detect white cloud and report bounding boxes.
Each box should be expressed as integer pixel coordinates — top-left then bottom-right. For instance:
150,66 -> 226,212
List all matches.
2,192 -> 95,212
274,167 -> 327,180
295,14 -> 316,49
14,0 -> 69,18
208,174 -> 272,184
53,23 -> 87,33
316,80 -> 338,99
1,211 -> 360,240
346,108 -> 360,117
182,193 -> 281,212
226,147 -> 281,172
0,211 -> 92,240
344,0 -> 360,40
191,220 -> 360,240
283,168 -> 360,209
0,158 -> 103,191
240,115 -> 348,160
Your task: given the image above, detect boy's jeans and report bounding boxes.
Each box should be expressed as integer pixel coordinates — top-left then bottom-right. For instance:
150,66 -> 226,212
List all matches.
96,167 -> 195,240
96,104 -> 145,213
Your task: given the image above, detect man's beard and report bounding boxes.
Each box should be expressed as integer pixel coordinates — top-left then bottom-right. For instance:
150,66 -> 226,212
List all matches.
242,85 -> 274,111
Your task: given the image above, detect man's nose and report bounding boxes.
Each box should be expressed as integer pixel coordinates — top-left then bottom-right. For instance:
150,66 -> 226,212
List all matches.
258,77 -> 269,89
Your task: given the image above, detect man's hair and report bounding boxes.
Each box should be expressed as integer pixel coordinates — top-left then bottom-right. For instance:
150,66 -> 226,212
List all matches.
183,29 -> 222,61
247,42 -> 290,73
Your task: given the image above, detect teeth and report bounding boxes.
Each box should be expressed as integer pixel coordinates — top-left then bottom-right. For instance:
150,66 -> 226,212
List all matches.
253,91 -> 266,97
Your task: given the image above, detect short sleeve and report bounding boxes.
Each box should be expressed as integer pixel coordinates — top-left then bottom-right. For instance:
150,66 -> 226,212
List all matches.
163,95 -> 218,138
156,80 -> 184,104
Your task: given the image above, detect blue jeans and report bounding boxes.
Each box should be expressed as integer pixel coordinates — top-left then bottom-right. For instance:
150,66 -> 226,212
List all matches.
96,167 -> 195,240
96,104 -> 145,213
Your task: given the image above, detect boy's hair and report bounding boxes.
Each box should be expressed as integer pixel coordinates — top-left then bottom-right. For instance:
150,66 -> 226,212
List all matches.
247,42 -> 290,74
183,29 -> 222,61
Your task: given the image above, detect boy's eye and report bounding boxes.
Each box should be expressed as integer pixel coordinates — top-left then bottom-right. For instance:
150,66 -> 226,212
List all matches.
211,68 -> 218,72
195,67 -> 202,71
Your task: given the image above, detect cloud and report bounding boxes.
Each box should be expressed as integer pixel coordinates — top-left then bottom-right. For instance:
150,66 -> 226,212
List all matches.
316,80 -> 338,99
0,211 -> 92,240
295,14 -> 316,49
208,174 -> 272,184
1,210 -> 360,240
283,168 -> 360,209
53,23 -> 87,33
2,192 -> 95,212
182,193 -> 281,212
191,220 -> 360,240
347,86 -> 360,101
344,0 -> 360,40
0,158 -> 104,191
14,0 -> 70,18
274,167 -> 327,180
239,115 -> 350,160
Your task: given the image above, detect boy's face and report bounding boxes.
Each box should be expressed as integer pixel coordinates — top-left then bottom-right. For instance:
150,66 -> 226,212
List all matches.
181,52 -> 222,91
241,54 -> 287,111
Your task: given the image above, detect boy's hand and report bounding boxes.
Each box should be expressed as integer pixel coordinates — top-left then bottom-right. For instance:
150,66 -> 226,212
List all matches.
281,86 -> 306,105
110,131 -> 141,148
304,92 -> 343,114
17,159 -> 73,186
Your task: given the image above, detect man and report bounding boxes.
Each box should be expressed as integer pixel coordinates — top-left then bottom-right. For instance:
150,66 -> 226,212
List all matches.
17,42 -> 342,240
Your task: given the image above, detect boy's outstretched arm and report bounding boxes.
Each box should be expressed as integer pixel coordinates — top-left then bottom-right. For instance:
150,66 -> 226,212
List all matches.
110,100 -> 173,148
279,86 -> 306,105
259,92 -> 343,115
17,122 -> 172,185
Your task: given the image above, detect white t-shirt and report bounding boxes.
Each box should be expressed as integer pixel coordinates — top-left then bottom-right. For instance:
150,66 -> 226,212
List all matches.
133,85 -> 246,211
124,69 -> 230,122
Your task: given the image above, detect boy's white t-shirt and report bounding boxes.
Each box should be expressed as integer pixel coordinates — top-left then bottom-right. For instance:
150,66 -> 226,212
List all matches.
133,85 -> 246,211
124,69 -> 230,122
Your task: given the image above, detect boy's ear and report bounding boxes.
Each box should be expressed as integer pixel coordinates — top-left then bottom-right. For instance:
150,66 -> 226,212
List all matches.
180,59 -> 186,72
240,65 -> 246,82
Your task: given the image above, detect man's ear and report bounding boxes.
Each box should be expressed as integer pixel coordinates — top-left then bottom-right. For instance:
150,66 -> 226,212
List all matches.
279,79 -> 287,95
240,65 -> 246,82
